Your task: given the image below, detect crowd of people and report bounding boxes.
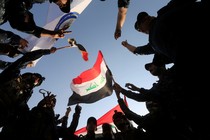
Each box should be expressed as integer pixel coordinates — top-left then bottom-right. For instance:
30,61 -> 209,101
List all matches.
1,0 -> 210,140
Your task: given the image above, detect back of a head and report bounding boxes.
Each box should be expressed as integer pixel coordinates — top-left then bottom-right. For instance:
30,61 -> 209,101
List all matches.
86,116 -> 97,132
112,110 -> 125,122
112,110 -> 132,131
102,123 -> 114,138
87,116 -> 97,125
102,123 -> 112,132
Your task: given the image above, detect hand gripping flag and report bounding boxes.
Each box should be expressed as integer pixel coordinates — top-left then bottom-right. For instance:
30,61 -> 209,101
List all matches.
68,50 -> 113,106
68,38 -> 88,61
56,38 -> 88,61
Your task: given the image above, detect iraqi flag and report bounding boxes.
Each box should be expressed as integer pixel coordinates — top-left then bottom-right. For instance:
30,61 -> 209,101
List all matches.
67,50 -> 113,106
74,97 -> 128,136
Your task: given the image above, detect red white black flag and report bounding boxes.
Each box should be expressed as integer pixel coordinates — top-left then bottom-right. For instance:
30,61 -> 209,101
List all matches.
68,50 -> 113,106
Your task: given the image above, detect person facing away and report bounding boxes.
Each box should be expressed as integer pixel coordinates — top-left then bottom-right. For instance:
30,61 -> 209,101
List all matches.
57,104 -> 82,140
97,123 -> 115,140
112,110 -> 146,140
80,116 -> 98,140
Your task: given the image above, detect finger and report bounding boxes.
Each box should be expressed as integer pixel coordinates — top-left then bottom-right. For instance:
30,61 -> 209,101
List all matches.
63,31 -> 72,34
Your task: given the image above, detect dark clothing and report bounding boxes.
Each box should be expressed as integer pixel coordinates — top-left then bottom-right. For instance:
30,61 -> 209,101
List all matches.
134,43 -> 154,55
0,28 -> 22,45
114,127 -> 146,140
117,99 -> 181,140
0,60 -> 11,69
6,0 -> 45,37
134,43 -> 172,66
149,2 -> 206,63
118,0 -> 130,8
57,112 -> 81,140
0,0 -> 9,25
0,49 -> 51,127
157,0 -> 197,16
148,1 -> 209,130
0,43 -> 23,57
0,49 -> 51,83
0,28 -> 24,57
117,99 -> 142,125
80,132 -> 97,140
24,106 -> 58,140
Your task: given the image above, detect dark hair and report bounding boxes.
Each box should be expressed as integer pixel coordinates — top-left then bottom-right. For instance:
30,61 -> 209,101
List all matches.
112,110 -> 125,121
102,123 -> 112,131
87,117 -> 97,125
145,62 -> 166,71
21,72 -> 45,86
144,63 -> 153,70
134,11 -> 149,31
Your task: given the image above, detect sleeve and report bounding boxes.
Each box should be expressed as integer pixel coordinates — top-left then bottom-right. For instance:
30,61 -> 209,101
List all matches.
8,10 -> 44,38
118,0 -> 130,8
67,111 -> 80,133
0,60 -> 11,69
121,88 -> 159,102
134,43 -> 155,55
118,98 -> 143,125
1,49 -> 51,81
0,28 -> 22,45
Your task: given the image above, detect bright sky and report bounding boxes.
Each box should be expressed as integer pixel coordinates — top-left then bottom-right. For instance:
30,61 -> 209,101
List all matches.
0,0 -> 170,131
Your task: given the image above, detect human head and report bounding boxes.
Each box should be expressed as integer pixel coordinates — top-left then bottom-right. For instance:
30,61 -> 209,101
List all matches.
8,11 -> 37,34
49,0 -> 71,13
134,11 -> 152,34
86,116 -> 97,132
144,62 -> 166,76
21,72 -> 45,87
112,110 -> 131,132
37,94 -> 56,108
102,123 -> 114,138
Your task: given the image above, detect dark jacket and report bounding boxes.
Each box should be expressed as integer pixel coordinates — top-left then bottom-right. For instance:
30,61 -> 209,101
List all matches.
6,0 -> 44,37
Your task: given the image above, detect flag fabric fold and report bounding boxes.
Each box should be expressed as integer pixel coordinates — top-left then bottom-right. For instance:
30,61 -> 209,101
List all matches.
68,50 -> 113,106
